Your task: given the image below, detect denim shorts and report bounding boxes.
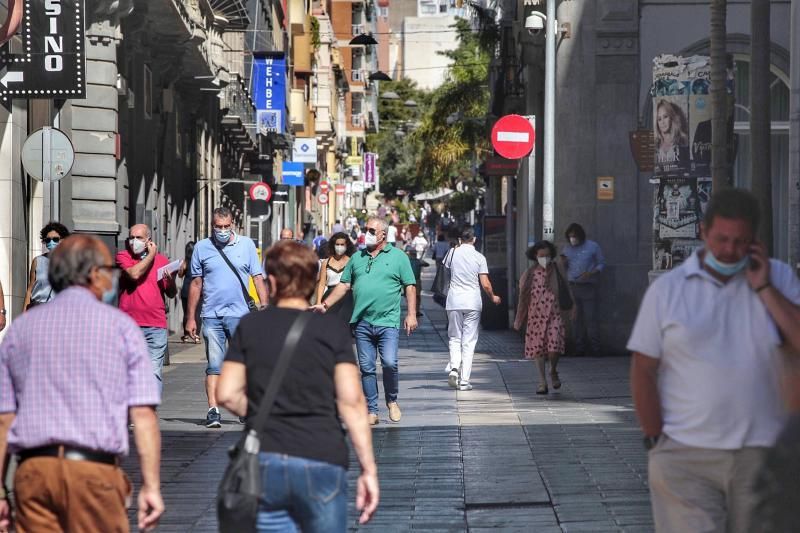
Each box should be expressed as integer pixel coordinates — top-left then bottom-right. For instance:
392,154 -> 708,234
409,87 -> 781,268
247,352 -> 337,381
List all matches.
201,316 -> 241,375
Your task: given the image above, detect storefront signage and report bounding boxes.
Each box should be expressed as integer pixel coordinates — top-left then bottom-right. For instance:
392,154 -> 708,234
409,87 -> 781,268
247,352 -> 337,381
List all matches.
0,0 -> 87,100
272,184 -> 290,204
292,137 -> 317,163
364,152 -> 376,184
252,53 -> 286,134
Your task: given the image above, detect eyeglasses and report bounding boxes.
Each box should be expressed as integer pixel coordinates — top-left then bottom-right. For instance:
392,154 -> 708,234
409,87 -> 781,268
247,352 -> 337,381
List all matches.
366,228 -> 378,235
44,237 -> 61,244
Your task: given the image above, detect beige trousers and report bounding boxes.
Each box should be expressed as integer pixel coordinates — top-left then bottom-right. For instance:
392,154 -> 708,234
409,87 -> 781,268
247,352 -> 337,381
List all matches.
648,435 -> 768,533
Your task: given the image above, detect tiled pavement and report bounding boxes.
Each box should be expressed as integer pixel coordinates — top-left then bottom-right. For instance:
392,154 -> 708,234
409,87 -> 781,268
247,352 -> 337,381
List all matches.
124,271 -> 653,532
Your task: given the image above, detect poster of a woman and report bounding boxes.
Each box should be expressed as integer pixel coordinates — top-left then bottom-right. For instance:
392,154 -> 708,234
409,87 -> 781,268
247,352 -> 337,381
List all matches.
654,98 -> 690,173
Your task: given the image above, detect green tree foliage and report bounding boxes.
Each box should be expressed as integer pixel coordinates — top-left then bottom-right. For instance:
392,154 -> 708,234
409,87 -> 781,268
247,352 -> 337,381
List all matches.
412,18 -> 490,189
367,18 -> 490,197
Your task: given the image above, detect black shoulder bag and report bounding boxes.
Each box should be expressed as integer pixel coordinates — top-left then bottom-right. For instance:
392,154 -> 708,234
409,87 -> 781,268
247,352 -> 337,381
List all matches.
215,246 -> 258,311
217,312 -> 312,532
554,266 -> 574,311
431,247 -> 455,307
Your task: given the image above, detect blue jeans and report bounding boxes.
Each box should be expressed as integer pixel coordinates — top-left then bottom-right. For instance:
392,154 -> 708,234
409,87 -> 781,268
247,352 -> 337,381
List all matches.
201,316 -> 241,375
256,453 -> 347,533
141,327 -> 168,393
353,320 -> 399,414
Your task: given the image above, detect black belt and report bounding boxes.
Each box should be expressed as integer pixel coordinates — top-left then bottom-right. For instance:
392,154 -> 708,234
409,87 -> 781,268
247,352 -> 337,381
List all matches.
18,445 -> 119,466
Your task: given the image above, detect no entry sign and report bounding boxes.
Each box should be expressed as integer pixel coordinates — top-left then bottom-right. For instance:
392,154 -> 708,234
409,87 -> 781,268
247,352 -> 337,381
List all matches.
249,182 -> 272,202
491,114 -> 535,160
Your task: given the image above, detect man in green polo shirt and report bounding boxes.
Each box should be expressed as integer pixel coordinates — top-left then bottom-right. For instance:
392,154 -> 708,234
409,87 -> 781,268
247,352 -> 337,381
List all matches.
314,216 -> 418,425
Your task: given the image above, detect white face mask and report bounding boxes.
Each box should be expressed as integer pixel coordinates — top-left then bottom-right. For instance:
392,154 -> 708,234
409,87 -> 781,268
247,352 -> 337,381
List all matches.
537,257 -> 551,269
569,237 -> 580,246
129,238 -> 147,255
364,232 -> 378,249
334,245 -> 347,256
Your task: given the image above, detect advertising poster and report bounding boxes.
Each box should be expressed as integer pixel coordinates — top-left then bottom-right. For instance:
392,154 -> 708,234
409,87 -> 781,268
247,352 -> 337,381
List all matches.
653,95 -> 690,175
697,177 -> 712,218
252,54 -> 286,134
656,177 -> 699,239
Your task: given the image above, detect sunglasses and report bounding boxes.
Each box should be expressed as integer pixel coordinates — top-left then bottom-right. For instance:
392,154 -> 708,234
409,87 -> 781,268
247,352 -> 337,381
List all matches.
366,228 -> 379,235
44,237 -> 61,244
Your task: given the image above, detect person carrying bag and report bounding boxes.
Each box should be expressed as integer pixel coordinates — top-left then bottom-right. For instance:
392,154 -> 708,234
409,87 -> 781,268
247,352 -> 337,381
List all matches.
216,241 -> 379,532
215,246 -> 258,312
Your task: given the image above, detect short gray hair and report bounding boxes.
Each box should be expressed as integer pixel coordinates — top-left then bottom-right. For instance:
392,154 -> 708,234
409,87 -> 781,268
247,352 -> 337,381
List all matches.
48,235 -> 108,293
367,216 -> 388,232
213,207 -> 232,221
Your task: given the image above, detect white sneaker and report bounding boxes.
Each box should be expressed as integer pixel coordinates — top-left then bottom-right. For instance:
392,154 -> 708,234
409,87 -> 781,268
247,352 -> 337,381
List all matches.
458,382 -> 473,391
448,369 -> 459,389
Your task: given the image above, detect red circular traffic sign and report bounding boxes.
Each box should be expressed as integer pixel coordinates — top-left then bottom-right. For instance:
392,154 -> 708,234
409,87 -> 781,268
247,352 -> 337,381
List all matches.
335,184 -> 346,195
319,181 -> 330,193
249,182 -> 272,202
491,114 -> 535,159
318,192 -> 329,205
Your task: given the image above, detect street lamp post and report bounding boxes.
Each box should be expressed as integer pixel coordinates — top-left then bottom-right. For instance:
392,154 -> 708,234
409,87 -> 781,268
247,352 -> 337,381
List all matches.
543,0 -> 556,242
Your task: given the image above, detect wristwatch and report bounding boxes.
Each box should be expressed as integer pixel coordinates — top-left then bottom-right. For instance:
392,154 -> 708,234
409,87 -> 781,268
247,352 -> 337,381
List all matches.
643,435 -> 661,450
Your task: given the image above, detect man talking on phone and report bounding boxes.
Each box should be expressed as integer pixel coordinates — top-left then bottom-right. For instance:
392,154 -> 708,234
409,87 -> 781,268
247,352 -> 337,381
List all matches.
117,224 -> 178,393
628,188 -> 800,532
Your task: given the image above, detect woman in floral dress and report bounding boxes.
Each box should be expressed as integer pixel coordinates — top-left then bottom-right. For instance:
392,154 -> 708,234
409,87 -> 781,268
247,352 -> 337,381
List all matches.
514,241 -> 574,394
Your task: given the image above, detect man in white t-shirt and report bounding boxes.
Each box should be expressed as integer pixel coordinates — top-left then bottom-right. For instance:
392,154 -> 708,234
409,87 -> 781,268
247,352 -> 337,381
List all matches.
444,227 -> 501,391
628,188 -> 800,533
412,232 -> 428,259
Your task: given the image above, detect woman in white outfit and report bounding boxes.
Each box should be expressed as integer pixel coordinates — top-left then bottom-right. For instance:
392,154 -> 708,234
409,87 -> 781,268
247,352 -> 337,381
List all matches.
444,227 -> 502,391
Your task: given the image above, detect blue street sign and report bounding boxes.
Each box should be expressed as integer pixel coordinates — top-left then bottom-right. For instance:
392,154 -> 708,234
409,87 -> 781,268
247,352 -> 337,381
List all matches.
252,54 -> 287,134
281,161 -> 305,186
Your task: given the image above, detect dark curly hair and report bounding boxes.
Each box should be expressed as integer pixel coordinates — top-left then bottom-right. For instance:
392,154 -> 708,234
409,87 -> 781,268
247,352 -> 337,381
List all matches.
40,221 -> 70,241
526,240 -> 557,261
326,232 -> 356,257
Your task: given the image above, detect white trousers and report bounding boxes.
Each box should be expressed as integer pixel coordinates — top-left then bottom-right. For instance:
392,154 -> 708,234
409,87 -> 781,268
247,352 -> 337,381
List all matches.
446,309 -> 481,383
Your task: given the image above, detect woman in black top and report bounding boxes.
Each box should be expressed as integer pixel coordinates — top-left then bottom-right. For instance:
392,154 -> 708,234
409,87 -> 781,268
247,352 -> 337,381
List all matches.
217,241 -> 378,532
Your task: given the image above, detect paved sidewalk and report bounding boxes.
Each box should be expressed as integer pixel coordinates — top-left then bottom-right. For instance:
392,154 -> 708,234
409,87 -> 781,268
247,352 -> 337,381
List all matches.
123,274 -> 653,532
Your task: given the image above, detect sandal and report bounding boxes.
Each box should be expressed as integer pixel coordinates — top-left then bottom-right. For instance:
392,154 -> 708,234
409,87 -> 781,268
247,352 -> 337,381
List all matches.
536,383 -> 548,395
551,371 -> 561,390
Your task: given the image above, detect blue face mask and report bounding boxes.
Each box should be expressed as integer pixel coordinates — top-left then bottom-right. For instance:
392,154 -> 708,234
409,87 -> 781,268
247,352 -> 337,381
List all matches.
704,250 -> 749,277
45,240 -> 58,251
102,274 -> 119,305
214,229 -> 232,244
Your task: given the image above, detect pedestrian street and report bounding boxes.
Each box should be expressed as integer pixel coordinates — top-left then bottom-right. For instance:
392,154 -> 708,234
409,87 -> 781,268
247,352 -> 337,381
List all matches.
123,289 -> 653,532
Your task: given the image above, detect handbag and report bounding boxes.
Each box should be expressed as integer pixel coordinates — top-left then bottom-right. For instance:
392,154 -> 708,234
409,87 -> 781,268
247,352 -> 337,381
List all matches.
217,312 -> 312,532
554,267 -> 574,311
214,245 -> 258,311
431,248 -> 455,307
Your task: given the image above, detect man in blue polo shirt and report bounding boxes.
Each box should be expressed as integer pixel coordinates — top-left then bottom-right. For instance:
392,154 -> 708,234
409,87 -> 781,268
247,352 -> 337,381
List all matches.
185,207 -> 267,427
314,216 -> 418,425
562,222 -> 606,356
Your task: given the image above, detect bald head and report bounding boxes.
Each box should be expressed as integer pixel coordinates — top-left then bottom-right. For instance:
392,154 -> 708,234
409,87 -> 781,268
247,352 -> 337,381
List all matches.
49,235 -> 112,293
280,228 -> 294,240
129,224 -> 151,239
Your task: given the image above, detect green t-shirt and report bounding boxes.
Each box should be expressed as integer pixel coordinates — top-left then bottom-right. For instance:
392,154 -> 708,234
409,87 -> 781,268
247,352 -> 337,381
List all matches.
341,244 -> 417,328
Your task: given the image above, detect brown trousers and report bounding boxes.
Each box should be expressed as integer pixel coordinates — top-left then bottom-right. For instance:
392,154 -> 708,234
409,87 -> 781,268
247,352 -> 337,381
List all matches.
14,457 -> 131,532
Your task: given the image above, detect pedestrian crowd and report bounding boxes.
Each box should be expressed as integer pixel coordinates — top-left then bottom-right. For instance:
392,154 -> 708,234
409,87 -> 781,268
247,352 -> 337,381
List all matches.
0,188 -> 797,532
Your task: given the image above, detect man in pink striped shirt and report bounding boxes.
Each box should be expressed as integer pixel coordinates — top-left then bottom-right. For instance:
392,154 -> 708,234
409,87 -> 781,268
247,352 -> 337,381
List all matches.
0,235 -> 163,532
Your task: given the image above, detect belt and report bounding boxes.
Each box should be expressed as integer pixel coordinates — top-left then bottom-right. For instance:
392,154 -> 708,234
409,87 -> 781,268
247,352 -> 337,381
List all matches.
18,445 -> 119,466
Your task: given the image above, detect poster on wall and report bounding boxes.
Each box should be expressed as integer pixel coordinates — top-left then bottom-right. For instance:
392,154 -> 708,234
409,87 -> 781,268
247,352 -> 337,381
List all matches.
656,177 -> 699,239
653,94 -> 690,175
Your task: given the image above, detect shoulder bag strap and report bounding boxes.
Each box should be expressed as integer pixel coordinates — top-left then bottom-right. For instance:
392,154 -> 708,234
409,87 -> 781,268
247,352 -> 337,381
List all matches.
249,312 -> 312,432
443,247 -> 456,269
214,245 -> 256,308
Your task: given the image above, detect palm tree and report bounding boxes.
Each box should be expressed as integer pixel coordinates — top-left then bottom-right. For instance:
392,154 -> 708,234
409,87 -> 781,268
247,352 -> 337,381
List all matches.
750,0 -> 772,252
710,0 -> 729,193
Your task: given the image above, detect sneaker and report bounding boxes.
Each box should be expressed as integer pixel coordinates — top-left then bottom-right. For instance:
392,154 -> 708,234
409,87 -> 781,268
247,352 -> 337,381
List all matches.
448,369 -> 459,389
458,382 -> 473,391
387,402 -> 402,422
205,407 -> 222,428
368,413 -> 380,426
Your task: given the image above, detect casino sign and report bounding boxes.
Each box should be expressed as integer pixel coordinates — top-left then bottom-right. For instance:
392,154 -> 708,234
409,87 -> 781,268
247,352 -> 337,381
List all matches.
0,0 -> 86,100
